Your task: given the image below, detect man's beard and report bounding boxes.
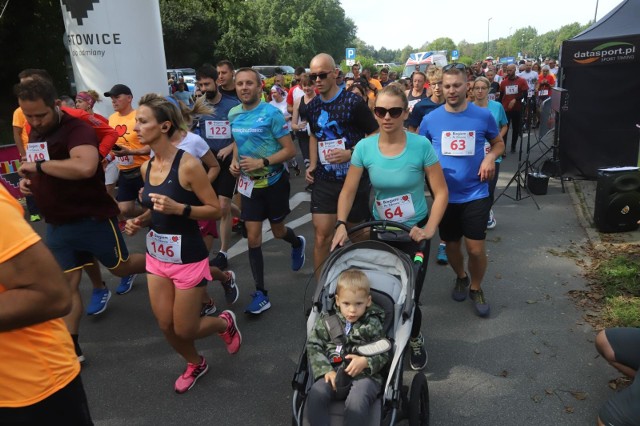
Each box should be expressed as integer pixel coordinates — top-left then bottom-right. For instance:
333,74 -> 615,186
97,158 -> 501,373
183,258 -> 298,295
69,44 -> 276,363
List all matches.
205,89 -> 217,100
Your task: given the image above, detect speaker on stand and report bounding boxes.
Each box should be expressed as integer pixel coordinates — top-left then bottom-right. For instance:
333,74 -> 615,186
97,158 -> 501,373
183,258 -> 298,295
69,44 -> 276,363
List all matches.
593,169 -> 640,233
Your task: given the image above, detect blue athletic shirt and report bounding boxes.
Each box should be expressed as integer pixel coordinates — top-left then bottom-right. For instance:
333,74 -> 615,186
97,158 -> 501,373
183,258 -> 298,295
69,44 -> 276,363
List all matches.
418,103 -> 499,203
195,95 -> 241,152
352,131 -> 439,226
229,102 -> 290,188
306,89 -> 378,182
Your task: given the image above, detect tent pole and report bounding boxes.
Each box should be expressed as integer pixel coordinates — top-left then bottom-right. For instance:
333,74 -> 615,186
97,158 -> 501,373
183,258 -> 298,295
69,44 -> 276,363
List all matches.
594,0 -> 599,22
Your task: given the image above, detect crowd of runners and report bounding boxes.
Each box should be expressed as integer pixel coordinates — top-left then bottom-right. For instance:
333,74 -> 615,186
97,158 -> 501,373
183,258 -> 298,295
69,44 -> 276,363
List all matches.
1,52 -> 637,426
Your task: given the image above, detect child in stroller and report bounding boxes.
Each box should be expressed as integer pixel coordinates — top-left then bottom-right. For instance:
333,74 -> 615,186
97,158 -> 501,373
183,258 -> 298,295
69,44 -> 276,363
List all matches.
306,269 -> 390,425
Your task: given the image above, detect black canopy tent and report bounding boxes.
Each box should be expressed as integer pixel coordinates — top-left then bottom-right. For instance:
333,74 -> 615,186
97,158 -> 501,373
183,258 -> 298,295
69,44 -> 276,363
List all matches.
558,0 -> 640,178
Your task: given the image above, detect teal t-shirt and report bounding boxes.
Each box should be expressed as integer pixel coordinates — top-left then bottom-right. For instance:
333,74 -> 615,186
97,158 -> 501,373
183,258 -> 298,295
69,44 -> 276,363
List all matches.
229,102 -> 290,188
351,131 -> 439,226
486,100 -> 507,164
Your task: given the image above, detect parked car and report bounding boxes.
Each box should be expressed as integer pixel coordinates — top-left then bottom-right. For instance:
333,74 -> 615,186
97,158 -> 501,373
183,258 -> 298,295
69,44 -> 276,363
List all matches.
252,65 -> 295,78
167,68 -> 196,92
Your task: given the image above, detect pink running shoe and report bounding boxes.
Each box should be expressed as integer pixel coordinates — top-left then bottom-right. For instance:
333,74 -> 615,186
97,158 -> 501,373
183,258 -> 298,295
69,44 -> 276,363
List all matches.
218,310 -> 242,354
174,356 -> 208,394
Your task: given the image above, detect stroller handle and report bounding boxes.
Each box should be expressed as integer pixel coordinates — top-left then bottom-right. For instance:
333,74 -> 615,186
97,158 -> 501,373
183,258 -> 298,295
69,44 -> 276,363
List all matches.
347,220 -> 430,255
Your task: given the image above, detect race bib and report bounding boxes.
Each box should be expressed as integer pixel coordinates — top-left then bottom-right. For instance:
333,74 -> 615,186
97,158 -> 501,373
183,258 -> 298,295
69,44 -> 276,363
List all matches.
538,89 -> 549,96
505,85 -> 518,95
146,231 -> 182,263
484,141 -> 491,156
237,174 -> 255,198
488,93 -> 496,101
318,138 -> 346,165
26,142 -> 50,162
441,131 -> 475,156
528,90 -> 535,98
408,99 -> 420,111
375,194 -> 415,223
116,155 -> 133,166
205,120 -> 231,139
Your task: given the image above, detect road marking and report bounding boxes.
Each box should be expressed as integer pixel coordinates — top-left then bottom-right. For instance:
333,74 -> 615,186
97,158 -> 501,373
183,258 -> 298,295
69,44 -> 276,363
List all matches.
227,191 -> 311,260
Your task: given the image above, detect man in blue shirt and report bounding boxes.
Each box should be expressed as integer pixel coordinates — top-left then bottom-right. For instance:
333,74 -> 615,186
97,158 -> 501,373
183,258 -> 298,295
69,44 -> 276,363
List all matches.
229,68 -> 306,315
419,64 -> 505,317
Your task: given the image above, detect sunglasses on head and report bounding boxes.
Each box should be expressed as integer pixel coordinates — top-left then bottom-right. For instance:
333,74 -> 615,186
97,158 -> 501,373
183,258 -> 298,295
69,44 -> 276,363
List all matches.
373,106 -> 404,119
309,71 -> 331,80
443,63 -> 467,72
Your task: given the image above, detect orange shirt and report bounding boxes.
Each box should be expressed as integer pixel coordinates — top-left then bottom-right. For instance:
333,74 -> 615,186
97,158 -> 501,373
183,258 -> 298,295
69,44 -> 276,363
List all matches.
11,107 -> 29,148
108,109 -> 149,170
0,186 -> 79,407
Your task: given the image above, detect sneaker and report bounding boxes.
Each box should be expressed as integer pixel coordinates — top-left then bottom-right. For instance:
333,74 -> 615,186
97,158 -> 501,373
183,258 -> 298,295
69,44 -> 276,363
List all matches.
487,209 -> 497,230
30,214 -> 41,222
210,252 -> 228,270
452,274 -> 470,302
87,287 -> 111,315
232,218 -> 242,233
116,274 -> 136,295
174,356 -> 209,394
74,340 -> 85,363
436,243 -> 448,265
409,333 -> 428,371
222,271 -> 239,304
245,291 -> 271,315
291,236 -> 306,271
218,310 -> 242,354
200,298 -> 217,316
305,184 -> 314,193
469,289 -> 491,317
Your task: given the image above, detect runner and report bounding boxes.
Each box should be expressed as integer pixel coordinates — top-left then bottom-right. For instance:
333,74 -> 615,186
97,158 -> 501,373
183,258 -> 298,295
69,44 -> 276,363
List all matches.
304,53 -> 379,276
125,94 -> 241,394
216,59 -> 239,101
229,68 -> 306,315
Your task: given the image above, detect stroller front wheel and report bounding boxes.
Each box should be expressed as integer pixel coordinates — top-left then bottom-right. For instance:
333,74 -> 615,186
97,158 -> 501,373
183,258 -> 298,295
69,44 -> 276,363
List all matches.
408,373 -> 429,426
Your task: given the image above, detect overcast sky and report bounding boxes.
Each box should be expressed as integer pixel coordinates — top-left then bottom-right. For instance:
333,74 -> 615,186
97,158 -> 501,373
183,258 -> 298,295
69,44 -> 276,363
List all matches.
340,0 -> 622,50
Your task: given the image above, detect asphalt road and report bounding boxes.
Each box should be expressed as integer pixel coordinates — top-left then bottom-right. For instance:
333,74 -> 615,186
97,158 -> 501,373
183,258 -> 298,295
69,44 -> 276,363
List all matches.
28,142 -> 618,426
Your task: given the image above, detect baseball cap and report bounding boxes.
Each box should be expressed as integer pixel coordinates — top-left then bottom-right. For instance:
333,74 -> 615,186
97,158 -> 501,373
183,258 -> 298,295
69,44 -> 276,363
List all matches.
104,84 -> 132,97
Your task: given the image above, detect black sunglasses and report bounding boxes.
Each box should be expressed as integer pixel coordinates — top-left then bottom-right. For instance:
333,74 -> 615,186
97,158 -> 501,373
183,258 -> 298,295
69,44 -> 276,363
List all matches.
373,106 -> 404,119
443,63 -> 467,72
309,72 -> 331,80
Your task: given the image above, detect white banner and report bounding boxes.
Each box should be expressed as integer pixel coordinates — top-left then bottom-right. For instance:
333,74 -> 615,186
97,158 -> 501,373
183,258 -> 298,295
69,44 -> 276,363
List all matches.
60,0 -> 167,117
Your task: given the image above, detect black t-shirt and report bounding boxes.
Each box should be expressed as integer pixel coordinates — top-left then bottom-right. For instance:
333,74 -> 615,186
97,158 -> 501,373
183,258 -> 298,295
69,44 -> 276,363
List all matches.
307,89 -> 378,181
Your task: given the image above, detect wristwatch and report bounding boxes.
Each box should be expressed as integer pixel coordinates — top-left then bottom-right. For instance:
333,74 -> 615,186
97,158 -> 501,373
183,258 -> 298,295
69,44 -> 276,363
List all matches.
182,204 -> 192,217
335,220 -> 347,230
262,158 -> 270,167
35,160 -> 45,174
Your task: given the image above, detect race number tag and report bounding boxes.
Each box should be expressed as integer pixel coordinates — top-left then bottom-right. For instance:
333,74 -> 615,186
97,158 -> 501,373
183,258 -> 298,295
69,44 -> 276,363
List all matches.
146,231 -> 182,263
528,90 -> 535,98
538,89 -> 549,96
26,142 -> 50,162
408,99 -> 420,111
441,131 -> 475,156
505,85 -> 518,95
318,138 -> 346,165
375,194 -> 415,223
205,120 -> 231,139
484,141 -> 491,156
237,174 -> 255,198
116,155 -> 133,166
488,93 -> 496,101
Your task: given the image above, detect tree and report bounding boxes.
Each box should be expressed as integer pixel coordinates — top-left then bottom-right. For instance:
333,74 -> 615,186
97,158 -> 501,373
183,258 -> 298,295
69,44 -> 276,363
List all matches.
427,37 -> 456,53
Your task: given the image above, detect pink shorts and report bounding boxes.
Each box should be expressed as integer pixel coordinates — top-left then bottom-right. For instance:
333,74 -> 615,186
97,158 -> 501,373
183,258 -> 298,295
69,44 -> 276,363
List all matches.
145,254 -> 212,290
198,219 -> 218,238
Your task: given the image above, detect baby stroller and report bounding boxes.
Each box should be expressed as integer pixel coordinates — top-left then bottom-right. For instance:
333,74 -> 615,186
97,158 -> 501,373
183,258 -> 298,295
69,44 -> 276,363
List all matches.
292,220 -> 430,425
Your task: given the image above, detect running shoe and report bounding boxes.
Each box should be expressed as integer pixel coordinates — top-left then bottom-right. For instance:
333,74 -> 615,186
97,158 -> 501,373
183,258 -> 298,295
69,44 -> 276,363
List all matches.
245,291 -> 271,315
409,333 -> 428,371
209,252 -> 228,270
487,209 -> 497,230
87,287 -> 111,315
452,274 -> 470,302
174,356 -> 209,394
305,184 -> 314,193
222,271 -> 239,305
200,298 -> 217,316
218,310 -> 242,354
30,214 -> 41,222
116,274 -> 136,295
291,236 -> 306,271
469,289 -> 491,317
436,243 -> 448,265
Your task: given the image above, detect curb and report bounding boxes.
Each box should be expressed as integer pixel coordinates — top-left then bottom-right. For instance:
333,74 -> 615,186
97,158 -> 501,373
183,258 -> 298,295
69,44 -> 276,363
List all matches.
566,180 -> 603,248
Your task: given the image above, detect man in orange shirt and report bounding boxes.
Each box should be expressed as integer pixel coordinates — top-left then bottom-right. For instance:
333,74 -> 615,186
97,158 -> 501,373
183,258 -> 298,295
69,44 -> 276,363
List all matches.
0,185 -> 93,424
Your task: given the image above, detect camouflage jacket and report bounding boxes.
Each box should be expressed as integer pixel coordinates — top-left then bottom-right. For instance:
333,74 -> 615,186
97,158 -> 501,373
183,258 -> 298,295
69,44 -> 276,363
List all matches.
307,303 -> 389,385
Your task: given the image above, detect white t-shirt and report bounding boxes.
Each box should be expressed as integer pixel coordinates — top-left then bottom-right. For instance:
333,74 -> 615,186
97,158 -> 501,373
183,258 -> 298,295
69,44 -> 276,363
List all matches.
270,98 -> 292,131
151,132 -> 211,162
517,70 -> 539,91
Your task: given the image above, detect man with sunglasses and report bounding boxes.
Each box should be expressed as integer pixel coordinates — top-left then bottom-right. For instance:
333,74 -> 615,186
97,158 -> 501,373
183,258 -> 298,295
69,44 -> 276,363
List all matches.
418,63 -> 505,317
305,53 -> 378,276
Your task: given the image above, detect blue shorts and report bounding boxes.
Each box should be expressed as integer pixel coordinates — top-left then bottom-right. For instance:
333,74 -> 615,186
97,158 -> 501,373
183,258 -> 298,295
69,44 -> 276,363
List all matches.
46,217 -> 130,272
116,168 -> 144,202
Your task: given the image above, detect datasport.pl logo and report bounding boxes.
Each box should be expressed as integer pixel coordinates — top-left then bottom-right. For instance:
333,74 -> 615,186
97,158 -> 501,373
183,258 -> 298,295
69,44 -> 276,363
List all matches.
573,41 -> 636,64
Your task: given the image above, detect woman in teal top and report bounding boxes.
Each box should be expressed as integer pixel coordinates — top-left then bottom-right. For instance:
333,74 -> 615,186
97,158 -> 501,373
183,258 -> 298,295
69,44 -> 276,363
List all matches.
331,83 -> 448,371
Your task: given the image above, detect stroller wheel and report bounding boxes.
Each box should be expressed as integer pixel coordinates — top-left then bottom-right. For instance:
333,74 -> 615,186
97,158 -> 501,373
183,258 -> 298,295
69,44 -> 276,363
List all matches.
408,373 -> 430,426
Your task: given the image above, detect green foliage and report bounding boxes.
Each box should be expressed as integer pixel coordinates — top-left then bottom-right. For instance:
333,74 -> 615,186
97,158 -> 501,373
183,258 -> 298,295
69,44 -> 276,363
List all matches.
457,56 -> 474,66
604,296 -> 640,327
597,255 -> 640,297
427,37 -> 456,53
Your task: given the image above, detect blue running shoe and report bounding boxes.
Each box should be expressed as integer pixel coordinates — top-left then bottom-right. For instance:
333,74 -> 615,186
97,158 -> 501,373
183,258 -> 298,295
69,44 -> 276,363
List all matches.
116,274 -> 136,295
245,291 -> 271,315
87,287 -> 111,315
436,243 -> 448,265
291,236 -> 306,271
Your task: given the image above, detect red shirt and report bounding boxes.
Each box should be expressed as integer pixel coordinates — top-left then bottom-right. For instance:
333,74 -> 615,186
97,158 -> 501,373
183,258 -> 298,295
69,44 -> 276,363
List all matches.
499,76 -> 529,112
